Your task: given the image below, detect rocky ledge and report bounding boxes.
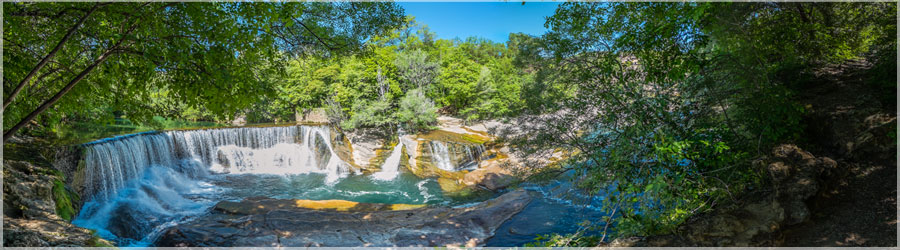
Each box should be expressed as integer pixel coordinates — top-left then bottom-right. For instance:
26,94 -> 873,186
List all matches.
3,160 -> 113,247
608,144 -> 837,247
155,190 -> 533,247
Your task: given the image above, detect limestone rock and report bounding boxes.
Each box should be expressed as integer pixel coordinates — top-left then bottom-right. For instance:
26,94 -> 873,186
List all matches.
214,196 -> 426,214
3,161 -> 61,220
463,158 -> 517,190
3,160 -> 113,247
156,190 -> 533,247
346,129 -> 386,169
4,218 -> 114,247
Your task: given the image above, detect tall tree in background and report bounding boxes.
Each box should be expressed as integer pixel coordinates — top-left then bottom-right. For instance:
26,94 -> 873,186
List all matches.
395,49 -> 440,90
3,1 -> 404,141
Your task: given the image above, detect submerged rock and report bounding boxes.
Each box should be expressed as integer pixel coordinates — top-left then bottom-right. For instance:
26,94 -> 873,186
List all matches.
156,190 -> 533,247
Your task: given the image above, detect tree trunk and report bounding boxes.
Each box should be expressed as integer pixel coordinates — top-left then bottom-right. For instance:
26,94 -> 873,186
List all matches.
3,3 -> 99,110
3,51 -> 114,142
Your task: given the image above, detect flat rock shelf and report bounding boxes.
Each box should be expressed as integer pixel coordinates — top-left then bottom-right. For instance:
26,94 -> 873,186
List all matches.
155,190 -> 533,247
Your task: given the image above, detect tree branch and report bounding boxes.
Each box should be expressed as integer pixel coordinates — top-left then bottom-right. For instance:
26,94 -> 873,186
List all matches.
4,3 -> 100,110
3,3 -> 146,142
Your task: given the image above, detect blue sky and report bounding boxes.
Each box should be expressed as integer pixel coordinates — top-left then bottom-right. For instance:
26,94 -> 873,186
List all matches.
397,1 -> 562,43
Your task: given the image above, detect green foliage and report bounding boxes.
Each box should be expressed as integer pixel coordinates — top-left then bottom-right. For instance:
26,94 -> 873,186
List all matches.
397,88 -> 438,131
4,2 -> 405,138
52,180 -> 77,221
395,49 -> 440,89
528,231 -> 602,247
344,99 -> 395,131
253,17 -> 533,133
510,2 -> 893,245
54,117 -> 225,144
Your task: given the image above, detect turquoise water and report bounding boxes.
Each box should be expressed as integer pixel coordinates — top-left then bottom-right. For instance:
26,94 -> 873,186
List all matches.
69,125 -> 610,247
214,172 -> 451,205
74,168 -> 459,247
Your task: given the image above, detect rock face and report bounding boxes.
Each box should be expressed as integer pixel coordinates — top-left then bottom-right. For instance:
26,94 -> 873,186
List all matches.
609,144 -> 836,247
463,157 -> 517,190
3,159 -> 113,247
155,190 -> 533,247
3,161 -> 61,220
346,128 -> 386,168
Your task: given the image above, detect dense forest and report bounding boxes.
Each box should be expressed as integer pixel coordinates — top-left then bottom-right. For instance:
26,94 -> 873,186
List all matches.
3,1 -> 897,247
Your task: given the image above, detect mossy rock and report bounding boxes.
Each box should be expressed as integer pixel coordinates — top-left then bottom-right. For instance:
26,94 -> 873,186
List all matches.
417,129 -> 490,145
52,180 -> 78,221
436,177 -> 494,201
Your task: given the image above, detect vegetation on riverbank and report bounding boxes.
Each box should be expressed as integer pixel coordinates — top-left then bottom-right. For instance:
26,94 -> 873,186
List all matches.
511,2 -> 896,245
3,1 -> 896,247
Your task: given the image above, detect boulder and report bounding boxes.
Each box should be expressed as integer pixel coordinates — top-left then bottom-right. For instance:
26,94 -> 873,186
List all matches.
4,218 -> 113,247
463,158 -> 517,190
156,190 -> 533,247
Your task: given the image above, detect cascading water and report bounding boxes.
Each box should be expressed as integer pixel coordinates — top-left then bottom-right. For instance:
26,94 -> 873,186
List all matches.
371,141 -> 404,181
430,141 -> 485,171
69,124 -> 607,247
71,125 -> 403,246
208,126 -> 350,182
430,141 -> 454,171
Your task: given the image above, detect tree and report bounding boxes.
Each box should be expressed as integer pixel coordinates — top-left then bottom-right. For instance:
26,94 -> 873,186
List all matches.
3,2 -> 404,141
397,88 -> 438,131
510,2 -> 896,244
395,49 -> 440,90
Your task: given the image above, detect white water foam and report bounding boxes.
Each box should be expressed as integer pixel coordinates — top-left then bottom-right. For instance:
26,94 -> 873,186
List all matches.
372,141 -> 404,181
430,141 -> 455,171
74,125 -> 353,245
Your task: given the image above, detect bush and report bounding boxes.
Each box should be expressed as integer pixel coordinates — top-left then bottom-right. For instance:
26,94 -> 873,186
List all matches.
397,88 -> 438,132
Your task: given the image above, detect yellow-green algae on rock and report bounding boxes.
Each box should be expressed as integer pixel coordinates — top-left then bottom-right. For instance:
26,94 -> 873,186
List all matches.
214,197 -> 427,214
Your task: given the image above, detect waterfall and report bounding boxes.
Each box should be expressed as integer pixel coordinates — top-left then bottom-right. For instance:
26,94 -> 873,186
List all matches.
429,141 -> 485,171
74,125 -> 353,245
430,141 -> 455,171
79,125 -> 349,201
208,126 -> 349,182
83,132 -> 179,201
372,141 -> 404,181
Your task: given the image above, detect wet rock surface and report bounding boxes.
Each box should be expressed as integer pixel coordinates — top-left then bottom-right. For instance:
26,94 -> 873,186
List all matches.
155,190 -> 533,247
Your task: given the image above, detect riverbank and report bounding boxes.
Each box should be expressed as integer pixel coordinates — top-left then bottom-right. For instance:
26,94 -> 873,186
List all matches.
606,60 -> 897,247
